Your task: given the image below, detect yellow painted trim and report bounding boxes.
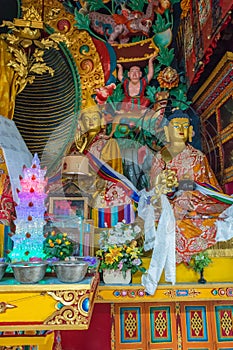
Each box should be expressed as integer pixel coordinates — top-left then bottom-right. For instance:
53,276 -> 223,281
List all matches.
112,37 -> 159,63
96,257 -> 233,303
0,291 -> 57,322
0,332 -> 54,349
0,280 -> 92,292
97,282 -> 233,303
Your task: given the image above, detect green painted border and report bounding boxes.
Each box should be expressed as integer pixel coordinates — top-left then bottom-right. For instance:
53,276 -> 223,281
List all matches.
17,0 -> 22,18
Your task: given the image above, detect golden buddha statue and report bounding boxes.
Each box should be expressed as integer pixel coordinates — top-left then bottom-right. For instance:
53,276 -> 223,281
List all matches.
139,109 -> 233,294
149,109 -> 230,263
65,94 -> 135,228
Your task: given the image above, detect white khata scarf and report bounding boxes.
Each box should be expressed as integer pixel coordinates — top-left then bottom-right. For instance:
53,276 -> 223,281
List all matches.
138,192 -> 176,295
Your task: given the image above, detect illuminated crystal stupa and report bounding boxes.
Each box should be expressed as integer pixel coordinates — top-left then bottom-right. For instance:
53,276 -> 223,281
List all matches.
8,154 -> 47,262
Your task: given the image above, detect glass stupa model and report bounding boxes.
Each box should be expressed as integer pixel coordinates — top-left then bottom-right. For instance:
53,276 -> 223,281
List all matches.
8,154 -> 47,262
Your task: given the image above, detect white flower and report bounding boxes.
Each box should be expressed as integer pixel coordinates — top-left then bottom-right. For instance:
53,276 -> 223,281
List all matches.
99,221 -> 142,247
115,222 -> 122,229
124,229 -> 133,236
134,225 -> 141,234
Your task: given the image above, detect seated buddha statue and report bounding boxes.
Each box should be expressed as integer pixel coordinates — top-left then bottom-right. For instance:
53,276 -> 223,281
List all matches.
148,109 -> 230,263
138,109 -> 233,294
66,94 -> 135,228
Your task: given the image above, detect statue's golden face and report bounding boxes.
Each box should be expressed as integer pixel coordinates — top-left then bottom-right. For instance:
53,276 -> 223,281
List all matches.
81,111 -> 101,132
167,117 -> 190,143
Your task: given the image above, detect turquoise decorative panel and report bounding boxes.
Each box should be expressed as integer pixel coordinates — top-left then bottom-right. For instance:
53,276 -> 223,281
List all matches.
149,306 -> 172,343
215,305 -> 233,342
119,306 -> 142,343
185,306 -> 208,342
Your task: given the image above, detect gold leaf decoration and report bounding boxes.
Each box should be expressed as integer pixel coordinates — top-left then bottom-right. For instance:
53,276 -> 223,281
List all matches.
33,49 -> 44,62
0,6 -> 69,95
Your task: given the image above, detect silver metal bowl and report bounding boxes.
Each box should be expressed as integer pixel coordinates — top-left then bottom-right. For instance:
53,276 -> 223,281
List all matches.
53,261 -> 88,283
11,261 -> 48,284
0,262 -> 7,280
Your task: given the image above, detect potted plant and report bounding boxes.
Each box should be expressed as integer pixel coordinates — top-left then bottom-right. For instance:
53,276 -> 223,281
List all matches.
96,241 -> 146,284
43,230 -> 74,261
96,221 -> 146,284
189,251 -> 212,284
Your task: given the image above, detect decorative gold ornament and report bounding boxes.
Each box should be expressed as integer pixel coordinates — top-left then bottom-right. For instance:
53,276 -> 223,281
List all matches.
71,31 -> 105,106
175,302 -> 183,349
45,290 -> 90,328
37,0 -> 105,105
164,288 -> 201,298
180,0 -> 191,19
155,311 -> 167,337
14,5 -> 44,28
190,311 -> 203,336
110,304 -> 115,350
151,169 -> 179,202
0,6 -> 69,95
157,66 -> 179,89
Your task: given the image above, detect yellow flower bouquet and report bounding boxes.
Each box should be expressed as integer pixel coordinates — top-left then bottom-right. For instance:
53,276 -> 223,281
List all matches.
96,240 -> 146,277
43,230 -> 74,260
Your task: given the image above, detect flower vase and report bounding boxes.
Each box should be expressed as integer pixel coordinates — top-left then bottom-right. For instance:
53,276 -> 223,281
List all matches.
103,269 -> 131,285
198,268 -> 206,284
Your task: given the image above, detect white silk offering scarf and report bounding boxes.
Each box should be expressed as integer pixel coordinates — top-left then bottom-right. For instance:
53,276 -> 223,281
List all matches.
138,192 -> 176,295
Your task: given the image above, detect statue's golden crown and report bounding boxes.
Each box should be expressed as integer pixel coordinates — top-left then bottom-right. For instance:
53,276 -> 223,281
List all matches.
14,6 -> 43,29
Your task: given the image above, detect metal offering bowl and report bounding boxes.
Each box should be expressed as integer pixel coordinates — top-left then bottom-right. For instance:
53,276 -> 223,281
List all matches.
11,261 -> 48,284
53,261 -> 88,283
0,262 -> 7,280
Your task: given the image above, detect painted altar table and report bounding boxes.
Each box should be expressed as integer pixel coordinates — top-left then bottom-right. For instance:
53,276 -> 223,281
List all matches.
0,272 -> 99,332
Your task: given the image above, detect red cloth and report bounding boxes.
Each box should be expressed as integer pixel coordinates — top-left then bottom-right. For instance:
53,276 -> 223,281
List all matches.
0,175 -> 16,225
122,77 -> 150,111
150,144 -> 229,263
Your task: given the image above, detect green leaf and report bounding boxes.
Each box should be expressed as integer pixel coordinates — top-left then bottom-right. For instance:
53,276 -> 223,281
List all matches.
139,266 -> 147,273
107,84 -> 124,104
157,46 -> 174,66
86,0 -> 109,12
153,64 -> 163,78
128,0 -> 148,12
144,62 -> 162,79
170,84 -> 187,96
170,86 -> 192,110
131,36 -> 144,43
152,14 -> 172,34
63,0 -> 76,14
145,85 -> 159,103
189,252 -> 212,273
172,99 -> 192,111
74,9 -> 91,31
